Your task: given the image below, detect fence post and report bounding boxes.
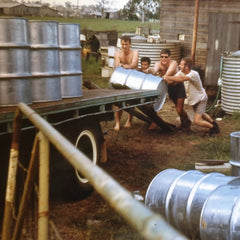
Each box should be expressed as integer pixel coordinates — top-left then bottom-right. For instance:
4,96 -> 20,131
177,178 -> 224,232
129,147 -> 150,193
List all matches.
38,132 -> 49,240
1,109 -> 22,240
12,135 -> 39,240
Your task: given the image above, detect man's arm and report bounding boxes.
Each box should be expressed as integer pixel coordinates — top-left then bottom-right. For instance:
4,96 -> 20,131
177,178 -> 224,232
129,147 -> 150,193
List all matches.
163,60 -> 178,77
152,61 -> 163,75
163,74 -> 190,85
114,51 -> 121,67
122,50 -> 139,69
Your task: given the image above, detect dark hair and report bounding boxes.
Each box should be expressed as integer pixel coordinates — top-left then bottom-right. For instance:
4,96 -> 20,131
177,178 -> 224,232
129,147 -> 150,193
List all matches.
181,57 -> 193,69
160,48 -> 171,56
141,57 -> 151,64
121,35 -> 131,43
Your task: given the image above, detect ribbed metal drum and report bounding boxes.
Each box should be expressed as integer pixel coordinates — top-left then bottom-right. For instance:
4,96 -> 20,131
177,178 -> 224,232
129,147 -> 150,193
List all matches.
28,20 -> 61,102
230,131 -> 240,176
0,17 -> 32,106
200,183 -> 240,240
109,67 -> 167,111
221,52 -> 240,114
145,169 -> 239,239
58,23 -> 82,98
131,40 -> 182,68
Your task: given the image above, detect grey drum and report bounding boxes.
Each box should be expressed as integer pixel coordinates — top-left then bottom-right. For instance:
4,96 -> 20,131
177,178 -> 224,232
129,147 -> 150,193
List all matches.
0,17 -> 32,106
109,67 -> 167,111
28,20 -> 61,102
200,184 -> 240,240
58,23 -> 82,98
230,131 -> 240,176
145,169 -> 239,239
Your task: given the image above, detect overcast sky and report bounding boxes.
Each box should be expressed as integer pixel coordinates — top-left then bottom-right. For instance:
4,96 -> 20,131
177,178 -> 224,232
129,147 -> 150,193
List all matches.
40,0 -> 129,9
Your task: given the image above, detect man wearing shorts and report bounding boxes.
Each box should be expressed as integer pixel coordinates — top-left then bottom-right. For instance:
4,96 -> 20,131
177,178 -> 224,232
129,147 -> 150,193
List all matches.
153,48 -> 191,130
163,57 -> 220,135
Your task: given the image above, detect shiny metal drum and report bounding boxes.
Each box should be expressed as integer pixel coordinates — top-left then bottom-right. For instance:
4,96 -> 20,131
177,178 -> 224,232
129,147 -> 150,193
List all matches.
145,169 -> 239,239
230,131 -> 240,176
109,67 -> 167,111
200,184 -> 240,240
28,20 -> 61,102
0,17 -> 32,106
58,23 -> 82,98
109,67 -> 131,87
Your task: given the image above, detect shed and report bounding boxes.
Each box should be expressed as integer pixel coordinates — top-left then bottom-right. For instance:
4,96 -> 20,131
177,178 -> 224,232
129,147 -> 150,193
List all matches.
0,3 -> 27,16
159,0 -> 240,86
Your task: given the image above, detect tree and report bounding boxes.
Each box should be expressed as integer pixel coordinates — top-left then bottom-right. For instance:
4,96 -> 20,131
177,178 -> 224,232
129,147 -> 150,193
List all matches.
95,0 -> 110,19
122,0 -> 160,21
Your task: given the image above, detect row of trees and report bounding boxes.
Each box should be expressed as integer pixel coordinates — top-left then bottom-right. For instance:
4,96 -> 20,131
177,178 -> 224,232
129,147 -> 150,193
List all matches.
79,0 -> 161,21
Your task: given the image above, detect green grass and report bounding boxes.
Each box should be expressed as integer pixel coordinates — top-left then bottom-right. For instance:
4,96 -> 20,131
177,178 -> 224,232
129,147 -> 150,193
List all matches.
25,17 -> 160,33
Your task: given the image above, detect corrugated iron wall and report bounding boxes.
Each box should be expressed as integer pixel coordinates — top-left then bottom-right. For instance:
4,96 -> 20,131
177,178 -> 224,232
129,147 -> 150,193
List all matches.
159,0 -> 240,86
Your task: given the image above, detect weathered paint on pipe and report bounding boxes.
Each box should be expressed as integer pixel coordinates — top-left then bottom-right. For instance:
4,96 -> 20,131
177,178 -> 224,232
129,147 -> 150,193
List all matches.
17,102 -> 188,240
38,132 -> 49,240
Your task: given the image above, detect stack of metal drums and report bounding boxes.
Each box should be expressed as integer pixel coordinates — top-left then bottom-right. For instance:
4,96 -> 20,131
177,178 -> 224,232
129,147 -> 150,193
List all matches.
0,17 -> 83,106
145,166 -> 240,239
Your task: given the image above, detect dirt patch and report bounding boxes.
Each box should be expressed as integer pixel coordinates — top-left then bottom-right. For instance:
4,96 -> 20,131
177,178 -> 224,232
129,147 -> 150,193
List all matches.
49,98 -> 236,239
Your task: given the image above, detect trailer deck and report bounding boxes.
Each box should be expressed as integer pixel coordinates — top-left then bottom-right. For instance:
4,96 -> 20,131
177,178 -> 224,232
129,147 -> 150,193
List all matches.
0,89 -> 160,134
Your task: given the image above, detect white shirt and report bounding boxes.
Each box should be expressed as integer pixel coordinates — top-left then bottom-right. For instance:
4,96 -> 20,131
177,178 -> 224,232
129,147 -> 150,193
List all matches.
176,70 -> 207,105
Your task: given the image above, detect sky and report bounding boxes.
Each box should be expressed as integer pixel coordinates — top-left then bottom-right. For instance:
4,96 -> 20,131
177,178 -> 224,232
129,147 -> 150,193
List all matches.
40,0 -> 129,10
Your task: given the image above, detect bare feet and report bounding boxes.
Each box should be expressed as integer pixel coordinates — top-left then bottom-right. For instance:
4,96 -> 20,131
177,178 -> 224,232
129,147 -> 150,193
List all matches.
114,123 -> 120,131
124,121 -> 131,128
148,122 -> 158,130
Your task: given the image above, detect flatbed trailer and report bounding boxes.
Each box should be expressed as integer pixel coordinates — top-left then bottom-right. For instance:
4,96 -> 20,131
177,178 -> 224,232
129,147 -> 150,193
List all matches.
0,88 -> 160,209
0,89 -> 159,134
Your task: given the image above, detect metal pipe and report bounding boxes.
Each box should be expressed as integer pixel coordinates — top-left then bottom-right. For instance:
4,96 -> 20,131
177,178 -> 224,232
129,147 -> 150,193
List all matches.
38,132 -> 49,240
191,0 -> 200,64
17,102 -> 188,240
1,109 -> 22,240
12,135 -> 39,240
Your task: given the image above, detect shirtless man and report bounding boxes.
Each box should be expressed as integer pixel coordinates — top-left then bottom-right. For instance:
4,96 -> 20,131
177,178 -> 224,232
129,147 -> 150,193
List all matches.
151,48 -> 191,130
113,35 -> 139,131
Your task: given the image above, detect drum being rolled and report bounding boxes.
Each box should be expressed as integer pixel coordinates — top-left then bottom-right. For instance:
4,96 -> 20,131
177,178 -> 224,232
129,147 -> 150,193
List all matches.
109,67 -> 168,111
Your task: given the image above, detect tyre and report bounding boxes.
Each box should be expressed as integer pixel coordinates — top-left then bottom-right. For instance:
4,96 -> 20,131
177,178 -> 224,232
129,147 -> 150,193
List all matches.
50,118 -> 104,201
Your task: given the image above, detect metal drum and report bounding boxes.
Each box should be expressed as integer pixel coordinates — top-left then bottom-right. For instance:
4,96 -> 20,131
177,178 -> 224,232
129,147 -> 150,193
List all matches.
200,183 -> 240,240
230,131 -> 240,176
142,74 -> 168,112
0,17 -> 32,106
221,51 -> 240,114
29,20 -> 61,102
145,169 -> 239,239
58,23 -> 82,98
109,67 -> 131,88
110,67 -> 167,111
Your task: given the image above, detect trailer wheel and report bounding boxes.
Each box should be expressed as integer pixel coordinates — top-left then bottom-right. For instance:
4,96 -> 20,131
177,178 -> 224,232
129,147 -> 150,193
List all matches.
75,128 -> 100,184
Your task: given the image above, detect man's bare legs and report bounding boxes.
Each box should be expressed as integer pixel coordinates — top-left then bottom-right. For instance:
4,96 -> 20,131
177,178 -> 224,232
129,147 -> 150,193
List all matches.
114,107 -> 122,131
175,98 -> 191,129
124,113 -> 132,128
194,113 -> 213,128
114,107 -> 132,131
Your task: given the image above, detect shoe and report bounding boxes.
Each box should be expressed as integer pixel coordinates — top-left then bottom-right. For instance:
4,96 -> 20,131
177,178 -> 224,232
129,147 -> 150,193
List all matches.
178,119 -> 192,131
209,121 -> 220,136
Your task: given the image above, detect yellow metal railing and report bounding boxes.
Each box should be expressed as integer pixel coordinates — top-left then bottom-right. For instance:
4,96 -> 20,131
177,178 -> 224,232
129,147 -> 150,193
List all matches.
2,103 -> 188,240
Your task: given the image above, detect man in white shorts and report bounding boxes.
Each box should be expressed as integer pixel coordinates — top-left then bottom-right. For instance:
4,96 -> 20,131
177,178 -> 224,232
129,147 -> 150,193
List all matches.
163,57 -> 220,135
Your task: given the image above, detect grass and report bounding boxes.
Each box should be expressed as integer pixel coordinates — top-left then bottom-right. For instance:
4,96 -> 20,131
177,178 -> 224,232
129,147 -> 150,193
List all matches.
25,17 -> 160,33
